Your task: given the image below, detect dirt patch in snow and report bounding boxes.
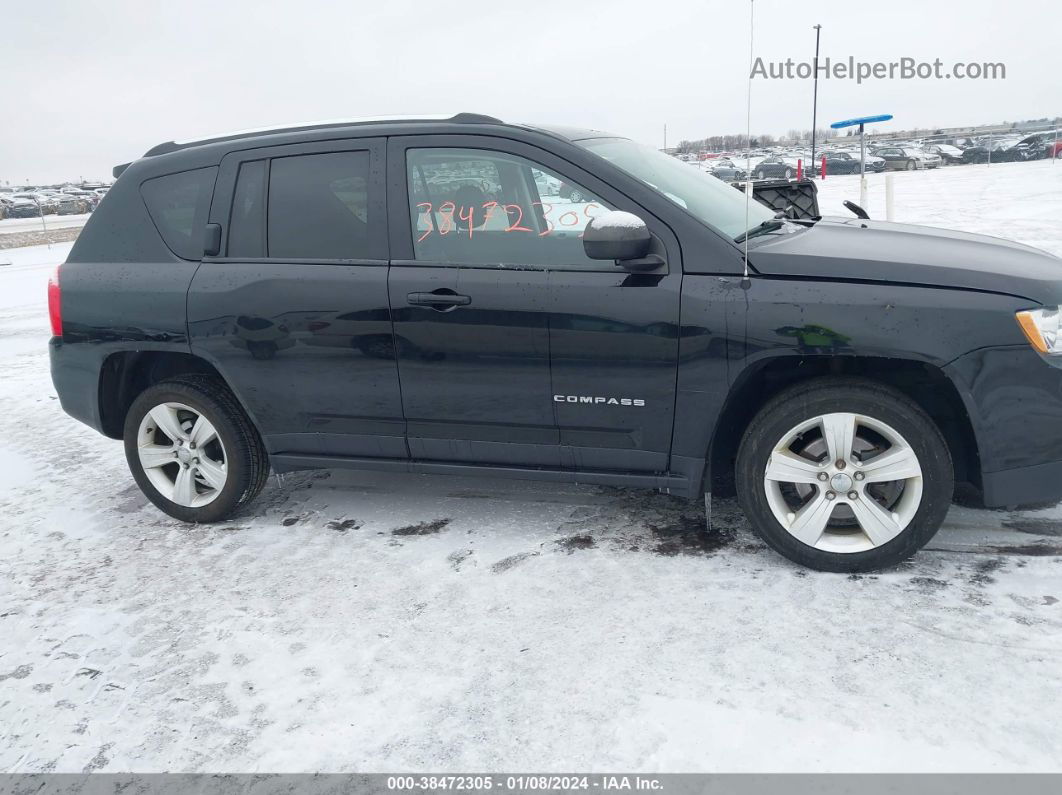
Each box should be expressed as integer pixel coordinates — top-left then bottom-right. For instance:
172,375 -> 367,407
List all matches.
392,518 -> 451,536
555,534 -> 596,553
326,518 -> 362,532
0,226 -> 82,251
1001,517 -> 1062,537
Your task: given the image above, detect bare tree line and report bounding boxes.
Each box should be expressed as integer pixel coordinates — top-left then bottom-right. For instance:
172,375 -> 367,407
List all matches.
674,115 -> 1062,153
674,128 -> 837,153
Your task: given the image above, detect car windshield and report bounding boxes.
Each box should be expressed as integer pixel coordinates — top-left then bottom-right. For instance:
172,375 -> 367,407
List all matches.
577,137 -> 775,240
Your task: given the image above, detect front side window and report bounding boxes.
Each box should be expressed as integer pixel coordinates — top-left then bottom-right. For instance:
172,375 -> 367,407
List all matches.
576,137 -> 774,240
141,166 -> 218,259
268,151 -> 372,260
406,148 -> 612,268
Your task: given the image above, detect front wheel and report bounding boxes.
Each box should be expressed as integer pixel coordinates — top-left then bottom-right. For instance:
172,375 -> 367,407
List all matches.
124,375 -> 269,523
736,378 -> 953,572
906,159 -> 917,170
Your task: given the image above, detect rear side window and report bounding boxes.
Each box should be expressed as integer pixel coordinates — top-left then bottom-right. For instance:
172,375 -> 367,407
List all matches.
140,167 -> 217,260
267,151 -> 371,260
228,160 -> 267,258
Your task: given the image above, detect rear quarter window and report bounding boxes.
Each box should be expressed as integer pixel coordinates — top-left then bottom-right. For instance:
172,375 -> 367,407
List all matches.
140,167 -> 218,260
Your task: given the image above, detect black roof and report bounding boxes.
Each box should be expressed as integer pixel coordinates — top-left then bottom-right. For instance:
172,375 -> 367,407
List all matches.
142,112 -> 504,158
114,113 -> 615,178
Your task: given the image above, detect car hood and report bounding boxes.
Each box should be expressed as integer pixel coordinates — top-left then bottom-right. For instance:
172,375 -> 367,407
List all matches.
749,217 -> 1062,305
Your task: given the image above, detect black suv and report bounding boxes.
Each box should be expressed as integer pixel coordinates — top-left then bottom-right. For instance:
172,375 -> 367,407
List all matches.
49,113 -> 1062,572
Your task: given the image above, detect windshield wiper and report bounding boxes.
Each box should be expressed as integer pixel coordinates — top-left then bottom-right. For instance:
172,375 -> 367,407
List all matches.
734,218 -> 785,244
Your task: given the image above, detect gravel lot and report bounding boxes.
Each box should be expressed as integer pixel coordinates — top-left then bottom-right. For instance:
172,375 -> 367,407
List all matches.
2,161 -> 1062,773
0,213 -> 89,251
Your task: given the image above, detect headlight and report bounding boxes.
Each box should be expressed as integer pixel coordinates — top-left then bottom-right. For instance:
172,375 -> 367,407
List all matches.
1016,307 -> 1062,353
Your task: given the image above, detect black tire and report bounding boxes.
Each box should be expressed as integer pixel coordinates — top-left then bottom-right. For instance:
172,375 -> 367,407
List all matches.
123,375 -> 269,523
755,170 -> 765,180
784,168 -> 794,179
735,377 -> 953,572
906,159 -> 917,171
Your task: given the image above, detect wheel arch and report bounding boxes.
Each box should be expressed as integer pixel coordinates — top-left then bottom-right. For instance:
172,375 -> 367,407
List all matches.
706,356 -> 980,498
98,351 -> 239,439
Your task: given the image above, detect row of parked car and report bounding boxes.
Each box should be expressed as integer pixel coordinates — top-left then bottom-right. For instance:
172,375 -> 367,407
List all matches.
697,129 -> 1061,183
945,131 -> 1062,163
0,184 -> 110,220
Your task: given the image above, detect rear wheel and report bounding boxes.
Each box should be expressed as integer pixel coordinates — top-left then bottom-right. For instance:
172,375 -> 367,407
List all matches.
784,168 -> 794,179
736,378 -> 953,572
124,376 -> 269,523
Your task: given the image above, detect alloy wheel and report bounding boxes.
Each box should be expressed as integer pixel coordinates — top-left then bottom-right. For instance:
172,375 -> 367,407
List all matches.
762,412 -> 923,553
136,401 -> 228,507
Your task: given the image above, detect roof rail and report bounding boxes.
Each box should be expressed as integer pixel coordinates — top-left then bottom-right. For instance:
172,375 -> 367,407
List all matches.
141,112 -> 504,158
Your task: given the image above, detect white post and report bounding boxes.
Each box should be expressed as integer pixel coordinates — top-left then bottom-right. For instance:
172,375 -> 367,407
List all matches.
859,121 -> 868,212
885,173 -> 894,221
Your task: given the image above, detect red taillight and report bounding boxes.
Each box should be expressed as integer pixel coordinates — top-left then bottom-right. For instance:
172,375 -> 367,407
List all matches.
48,266 -> 62,337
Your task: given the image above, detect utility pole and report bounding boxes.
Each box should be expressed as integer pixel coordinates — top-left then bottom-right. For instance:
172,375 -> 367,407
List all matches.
810,24 -> 822,178
663,123 -> 667,152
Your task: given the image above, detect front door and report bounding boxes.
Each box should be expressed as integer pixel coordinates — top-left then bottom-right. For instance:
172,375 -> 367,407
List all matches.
386,136 -> 681,472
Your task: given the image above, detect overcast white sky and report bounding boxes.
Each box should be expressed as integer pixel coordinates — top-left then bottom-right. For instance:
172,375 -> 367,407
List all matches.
2,0 -> 1058,184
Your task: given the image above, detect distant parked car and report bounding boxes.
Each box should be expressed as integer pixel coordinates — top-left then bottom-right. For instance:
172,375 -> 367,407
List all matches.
13,193 -> 55,215
911,149 -> 942,169
34,192 -> 63,214
874,147 -> 925,171
964,137 -> 1024,163
809,151 -> 861,175
706,159 -> 747,181
6,195 -> 42,218
923,144 -> 964,164
753,155 -> 801,180
863,153 -> 887,173
62,189 -> 98,211
1005,133 -> 1061,162
55,195 -> 84,215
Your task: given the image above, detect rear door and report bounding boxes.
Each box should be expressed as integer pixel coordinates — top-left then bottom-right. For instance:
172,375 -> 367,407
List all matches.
386,135 -> 681,472
188,137 -> 406,460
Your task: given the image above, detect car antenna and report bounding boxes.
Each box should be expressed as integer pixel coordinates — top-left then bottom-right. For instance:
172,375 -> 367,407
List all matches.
741,0 -> 755,288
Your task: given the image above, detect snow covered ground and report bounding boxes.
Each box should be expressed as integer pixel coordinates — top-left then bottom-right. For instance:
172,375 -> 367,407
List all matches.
2,165 -> 1062,774
816,159 -> 1062,256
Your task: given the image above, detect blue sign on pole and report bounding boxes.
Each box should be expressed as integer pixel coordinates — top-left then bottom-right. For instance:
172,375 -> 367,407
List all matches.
829,114 -> 894,179
830,114 -> 893,130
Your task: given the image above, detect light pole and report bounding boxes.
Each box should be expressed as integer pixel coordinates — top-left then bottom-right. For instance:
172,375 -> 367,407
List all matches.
810,24 -> 822,178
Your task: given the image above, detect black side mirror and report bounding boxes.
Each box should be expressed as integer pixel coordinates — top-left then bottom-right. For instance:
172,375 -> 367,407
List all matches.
582,211 -> 651,261
204,223 -> 222,257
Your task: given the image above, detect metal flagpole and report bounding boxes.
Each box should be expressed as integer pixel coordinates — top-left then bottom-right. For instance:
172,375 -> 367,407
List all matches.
811,24 -> 822,178
859,122 -> 867,209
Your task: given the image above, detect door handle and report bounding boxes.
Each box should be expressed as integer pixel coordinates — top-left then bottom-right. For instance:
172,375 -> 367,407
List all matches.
407,289 -> 471,309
